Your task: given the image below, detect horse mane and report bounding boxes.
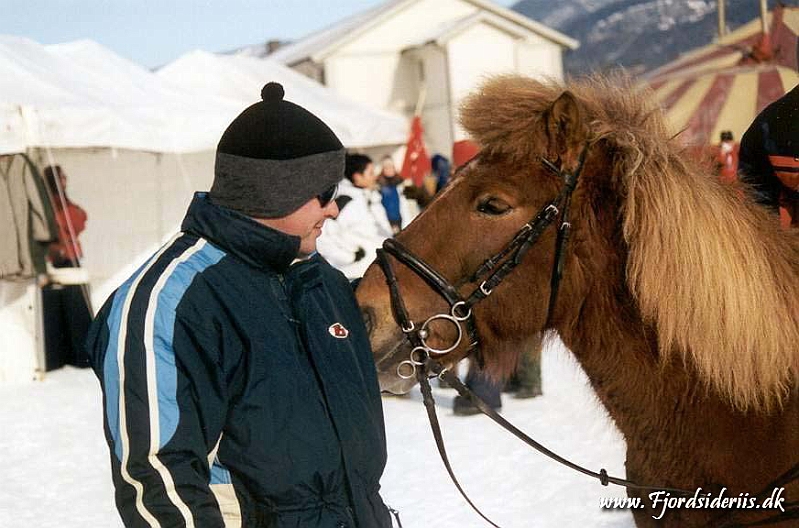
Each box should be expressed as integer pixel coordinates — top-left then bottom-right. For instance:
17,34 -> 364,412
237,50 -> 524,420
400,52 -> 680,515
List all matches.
460,74 -> 799,411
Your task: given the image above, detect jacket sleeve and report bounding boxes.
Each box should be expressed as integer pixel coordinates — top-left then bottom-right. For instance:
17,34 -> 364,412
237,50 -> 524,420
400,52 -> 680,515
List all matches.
89,292 -> 229,528
738,119 -> 781,211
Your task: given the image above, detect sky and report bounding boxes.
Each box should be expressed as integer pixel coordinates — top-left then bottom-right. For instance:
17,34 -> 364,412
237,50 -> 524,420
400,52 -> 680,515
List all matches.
6,0 -> 516,69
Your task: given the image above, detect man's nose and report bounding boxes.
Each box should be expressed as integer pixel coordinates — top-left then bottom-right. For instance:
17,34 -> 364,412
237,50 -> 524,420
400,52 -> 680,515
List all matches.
326,200 -> 339,219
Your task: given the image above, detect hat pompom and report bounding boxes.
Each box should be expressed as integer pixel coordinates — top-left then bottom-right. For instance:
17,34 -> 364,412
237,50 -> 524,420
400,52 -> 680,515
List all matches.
261,82 -> 285,102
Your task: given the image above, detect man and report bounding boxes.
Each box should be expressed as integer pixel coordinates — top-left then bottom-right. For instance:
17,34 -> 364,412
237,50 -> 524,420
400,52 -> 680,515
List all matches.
316,153 -> 394,279
87,83 -> 393,528
738,85 -> 799,227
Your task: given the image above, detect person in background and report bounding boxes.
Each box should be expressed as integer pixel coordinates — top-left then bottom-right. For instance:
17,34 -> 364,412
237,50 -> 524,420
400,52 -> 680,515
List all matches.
42,165 -> 92,369
377,155 -> 425,234
738,85 -> 799,227
430,154 -> 450,193
501,340 -> 543,399
317,153 -> 395,279
453,335 -> 544,416
45,165 -> 87,268
431,153 -> 451,193
715,130 -> 738,185
86,83 -> 394,528
378,155 -> 404,234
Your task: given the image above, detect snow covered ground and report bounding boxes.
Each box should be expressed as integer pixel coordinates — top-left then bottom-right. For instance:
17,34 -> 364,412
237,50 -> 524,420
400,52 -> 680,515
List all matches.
0,339 -> 635,528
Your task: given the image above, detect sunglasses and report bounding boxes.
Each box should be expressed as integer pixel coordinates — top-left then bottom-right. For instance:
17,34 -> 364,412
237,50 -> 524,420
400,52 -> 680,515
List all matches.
317,184 -> 338,207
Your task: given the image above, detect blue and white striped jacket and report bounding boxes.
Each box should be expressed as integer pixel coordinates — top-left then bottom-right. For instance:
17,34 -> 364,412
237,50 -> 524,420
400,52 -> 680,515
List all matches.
87,192 -> 392,528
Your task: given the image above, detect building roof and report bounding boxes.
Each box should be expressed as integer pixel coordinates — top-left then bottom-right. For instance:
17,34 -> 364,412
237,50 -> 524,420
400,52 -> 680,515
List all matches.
269,0 -> 578,66
407,10 -> 534,50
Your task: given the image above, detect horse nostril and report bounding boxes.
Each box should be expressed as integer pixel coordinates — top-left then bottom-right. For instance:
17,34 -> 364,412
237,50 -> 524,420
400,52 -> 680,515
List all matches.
361,307 -> 375,336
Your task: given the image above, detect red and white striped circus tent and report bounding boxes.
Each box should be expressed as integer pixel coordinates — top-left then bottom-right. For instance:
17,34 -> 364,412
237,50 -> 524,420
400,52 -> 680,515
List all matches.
645,5 -> 799,146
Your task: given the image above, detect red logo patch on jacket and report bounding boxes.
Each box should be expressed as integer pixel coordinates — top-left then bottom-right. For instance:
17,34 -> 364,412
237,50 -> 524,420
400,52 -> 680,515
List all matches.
328,323 -> 349,339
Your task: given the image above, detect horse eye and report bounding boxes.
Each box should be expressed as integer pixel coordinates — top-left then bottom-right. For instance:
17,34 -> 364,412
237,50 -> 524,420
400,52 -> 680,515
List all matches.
477,197 -> 511,216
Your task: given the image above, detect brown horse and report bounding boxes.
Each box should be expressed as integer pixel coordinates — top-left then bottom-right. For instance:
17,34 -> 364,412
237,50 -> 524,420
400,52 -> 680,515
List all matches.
356,75 -> 799,527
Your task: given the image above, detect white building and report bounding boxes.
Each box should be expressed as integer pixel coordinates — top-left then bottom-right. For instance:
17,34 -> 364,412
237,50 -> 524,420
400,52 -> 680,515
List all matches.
267,0 -> 579,157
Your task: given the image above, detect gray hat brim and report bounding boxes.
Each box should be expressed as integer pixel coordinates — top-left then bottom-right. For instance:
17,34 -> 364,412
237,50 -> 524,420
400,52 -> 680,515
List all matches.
211,149 -> 345,218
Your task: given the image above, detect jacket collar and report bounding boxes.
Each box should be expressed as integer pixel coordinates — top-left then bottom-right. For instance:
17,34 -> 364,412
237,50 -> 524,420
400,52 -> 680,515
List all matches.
339,177 -> 381,201
181,192 -> 300,274
339,177 -> 370,195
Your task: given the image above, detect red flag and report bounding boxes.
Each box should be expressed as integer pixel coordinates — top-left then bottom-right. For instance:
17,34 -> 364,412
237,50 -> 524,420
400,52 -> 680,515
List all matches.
400,116 -> 431,187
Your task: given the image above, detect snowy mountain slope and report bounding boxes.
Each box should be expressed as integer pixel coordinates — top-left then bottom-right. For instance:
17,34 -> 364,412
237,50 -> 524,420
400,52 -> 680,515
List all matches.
512,0 -> 783,74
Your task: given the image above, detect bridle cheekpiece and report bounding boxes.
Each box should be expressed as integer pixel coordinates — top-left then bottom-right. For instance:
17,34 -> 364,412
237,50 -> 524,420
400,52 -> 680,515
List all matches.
376,144 -> 589,381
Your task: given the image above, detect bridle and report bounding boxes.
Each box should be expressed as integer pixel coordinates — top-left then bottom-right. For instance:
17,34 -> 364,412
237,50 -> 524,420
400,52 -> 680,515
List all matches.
374,146 -> 799,527
377,146 -> 586,383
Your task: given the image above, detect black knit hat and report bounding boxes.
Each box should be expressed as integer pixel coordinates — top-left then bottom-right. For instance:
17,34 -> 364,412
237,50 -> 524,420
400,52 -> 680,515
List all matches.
210,82 -> 345,217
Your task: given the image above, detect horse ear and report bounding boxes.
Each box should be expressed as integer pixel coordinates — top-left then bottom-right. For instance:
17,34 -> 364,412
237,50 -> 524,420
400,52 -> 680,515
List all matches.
543,91 -> 589,162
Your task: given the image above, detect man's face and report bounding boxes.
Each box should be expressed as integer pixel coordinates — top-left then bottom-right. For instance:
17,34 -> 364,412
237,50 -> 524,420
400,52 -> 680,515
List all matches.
257,194 -> 339,256
353,163 -> 378,189
381,158 -> 396,177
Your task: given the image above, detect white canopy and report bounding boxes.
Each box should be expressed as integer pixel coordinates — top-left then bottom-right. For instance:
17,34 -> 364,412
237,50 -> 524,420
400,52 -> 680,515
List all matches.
157,50 -> 408,148
1,36 -> 406,154
0,36 -> 239,154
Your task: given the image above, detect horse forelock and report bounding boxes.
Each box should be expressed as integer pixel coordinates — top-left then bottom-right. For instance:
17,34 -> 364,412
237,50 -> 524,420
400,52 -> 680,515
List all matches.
460,74 -> 799,411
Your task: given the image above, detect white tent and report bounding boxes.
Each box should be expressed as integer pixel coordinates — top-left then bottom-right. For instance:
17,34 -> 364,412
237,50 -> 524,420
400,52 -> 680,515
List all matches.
0,36 -> 236,301
0,36 -> 229,383
2,36 -> 409,156
0,36 -> 239,154
156,50 -> 409,149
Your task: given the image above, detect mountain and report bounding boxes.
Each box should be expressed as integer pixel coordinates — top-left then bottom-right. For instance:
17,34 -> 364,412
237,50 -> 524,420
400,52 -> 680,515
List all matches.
511,0 -> 785,75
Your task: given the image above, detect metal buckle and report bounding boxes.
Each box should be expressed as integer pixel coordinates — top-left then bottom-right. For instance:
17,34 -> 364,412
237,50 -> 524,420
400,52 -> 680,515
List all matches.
451,301 -> 472,321
479,281 -> 493,296
541,157 -> 560,174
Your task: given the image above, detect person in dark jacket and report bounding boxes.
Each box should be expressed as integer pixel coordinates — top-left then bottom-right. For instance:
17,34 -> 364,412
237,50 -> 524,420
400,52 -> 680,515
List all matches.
42,165 -> 93,369
86,83 -> 393,528
738,84 -> 799,227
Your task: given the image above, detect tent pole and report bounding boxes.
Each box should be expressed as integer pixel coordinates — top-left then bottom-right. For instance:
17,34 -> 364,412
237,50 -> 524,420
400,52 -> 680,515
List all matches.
34,278 -> 47,381
760,0 -> 769,35
718,0 -> 726,38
